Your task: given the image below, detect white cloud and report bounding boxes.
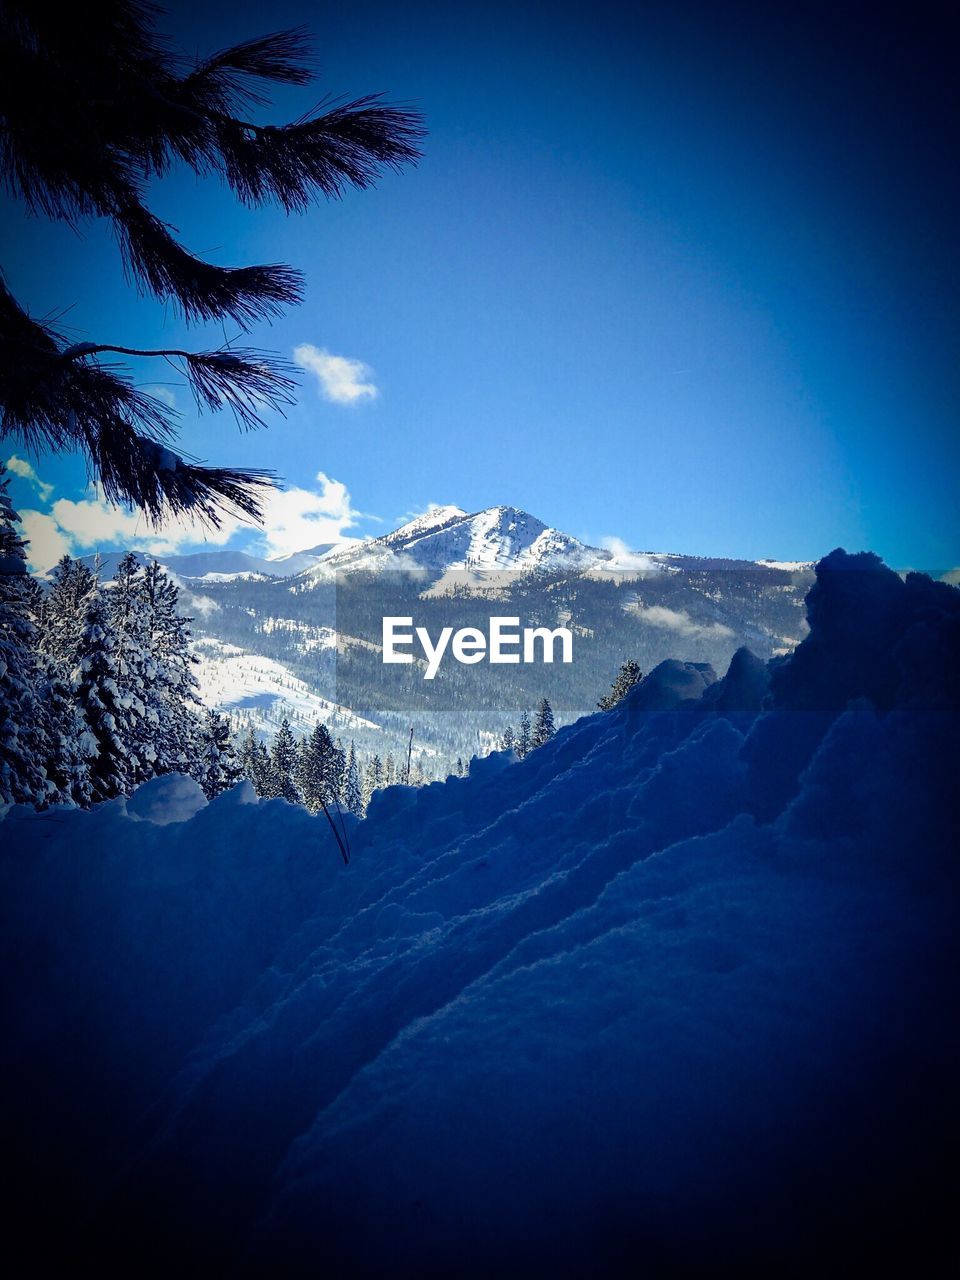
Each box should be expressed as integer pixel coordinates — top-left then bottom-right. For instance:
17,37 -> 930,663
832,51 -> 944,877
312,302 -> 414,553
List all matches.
16,471 -> 366,571
184,592 -> 221,618
257,471 -> 364,557
5,455 -> 54,502
144,385 -> 179,409
293,344 -> 379,405
20,510 -> 72,572
18,489 -> 244,573
631,602 -> 734,640
49,494 -> 245,555
599,537 -> 662,574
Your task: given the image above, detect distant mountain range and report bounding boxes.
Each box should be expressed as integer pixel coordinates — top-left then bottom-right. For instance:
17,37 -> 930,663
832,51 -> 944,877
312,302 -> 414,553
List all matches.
79,541 -> 338,582
76,505 -> 816,765
82,504 -> 813,584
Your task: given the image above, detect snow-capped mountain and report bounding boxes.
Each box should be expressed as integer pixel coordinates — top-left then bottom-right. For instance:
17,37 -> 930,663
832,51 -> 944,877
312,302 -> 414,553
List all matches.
81,504 -> 814,586
308,505 -> 605,578
75,503 -> 817,761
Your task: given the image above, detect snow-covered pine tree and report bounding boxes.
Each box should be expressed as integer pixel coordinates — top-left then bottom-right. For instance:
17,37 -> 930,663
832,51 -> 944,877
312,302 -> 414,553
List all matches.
328,738 -> 346,806
237,725 -> 271,795
265,717 -> 300,803
37,556 -> 97,671
297,721 -> 343,813
455,756 -> 464,777
0,464 -> 50,806
293,731 -> 309,800
138,560 -> 202,773
343,741 -> 364,817
108,551 -> 156,785
363,754 -> 384,808
500,725 -> 515,753
531,698 -> 556,749
412,752 -> 427,787
598,659 -> 643,710
516,709 -> 532,759
196,709 -> 242,799
37,660 -> 95,807
73,582 -> 134,801
384,753 -> 396,787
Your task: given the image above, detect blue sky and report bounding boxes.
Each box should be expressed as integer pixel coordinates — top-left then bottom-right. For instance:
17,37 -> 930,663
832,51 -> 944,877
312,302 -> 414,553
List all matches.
2,0 -> 957,570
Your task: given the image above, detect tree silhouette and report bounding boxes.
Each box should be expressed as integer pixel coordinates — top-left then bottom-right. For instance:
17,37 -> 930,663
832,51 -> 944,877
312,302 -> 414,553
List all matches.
0,1 -> 423,524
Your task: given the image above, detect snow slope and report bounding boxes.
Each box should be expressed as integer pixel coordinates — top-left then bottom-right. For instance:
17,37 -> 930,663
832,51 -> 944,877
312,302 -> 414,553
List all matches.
191,636 -> 376,736
1,550 -> 957,1275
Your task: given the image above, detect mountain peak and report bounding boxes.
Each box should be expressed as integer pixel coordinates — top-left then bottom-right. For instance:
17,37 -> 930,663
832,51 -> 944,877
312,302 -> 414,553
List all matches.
385,505 -> 468,544
312,503 -> 600,578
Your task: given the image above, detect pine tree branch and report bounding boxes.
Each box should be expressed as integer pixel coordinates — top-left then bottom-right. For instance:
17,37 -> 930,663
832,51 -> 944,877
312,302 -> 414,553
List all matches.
92,425 -> 276,527
214,96 -> 425,211
1,284 -> 280,520
180,28 -> 315,112
1,7 -> 424,324
59,342 -> 298,431
111,189 -> 303,326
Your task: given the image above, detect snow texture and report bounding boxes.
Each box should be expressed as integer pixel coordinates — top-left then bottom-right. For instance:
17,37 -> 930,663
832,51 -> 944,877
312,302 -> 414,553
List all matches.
125,772 -> 208,824
1,549 -> 958,1275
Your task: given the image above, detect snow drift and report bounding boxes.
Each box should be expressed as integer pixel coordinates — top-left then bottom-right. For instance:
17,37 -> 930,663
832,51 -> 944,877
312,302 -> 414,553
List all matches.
1,550 -> 958,1276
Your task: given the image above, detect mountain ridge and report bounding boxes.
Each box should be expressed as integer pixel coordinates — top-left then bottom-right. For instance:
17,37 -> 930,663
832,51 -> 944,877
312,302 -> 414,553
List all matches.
80,504 -> 816,584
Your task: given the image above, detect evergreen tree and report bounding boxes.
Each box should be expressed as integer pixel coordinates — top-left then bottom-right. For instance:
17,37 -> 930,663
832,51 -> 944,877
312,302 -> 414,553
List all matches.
455,756 -> 464,777
516,709 -> 532,759
384,752 -> 396,787
138,560 -> 202,773
531,698 -> 556,749
0,464 -> 49,806
343,742 -> 364,818
297,721 -> 343,812
331,738 -> 347,803
500,725 -> 515,753
36,660 -> 95,808
73,585 -> 134,801
196,709 -> 242,799
237,725 -> 271,796
38,555 -> 97,671
108,551 -> 156,784
412,751 -> 427,787
598,659 -> 643,710
265,717 -> 300,802
363,754 -> 384,808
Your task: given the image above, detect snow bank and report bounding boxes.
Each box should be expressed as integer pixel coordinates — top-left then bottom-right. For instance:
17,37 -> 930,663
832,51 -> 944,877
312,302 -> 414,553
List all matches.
126,772 -> 208,824
1,550 -> 958,1275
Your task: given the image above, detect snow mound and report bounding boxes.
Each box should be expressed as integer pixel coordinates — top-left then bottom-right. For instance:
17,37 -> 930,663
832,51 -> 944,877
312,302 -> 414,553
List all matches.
126,772 -> 208,824
1,549 -> 958,1276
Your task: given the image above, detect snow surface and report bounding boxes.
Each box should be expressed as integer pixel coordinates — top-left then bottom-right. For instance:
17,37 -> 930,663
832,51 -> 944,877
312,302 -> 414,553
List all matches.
190,637 -> 376,736
1,550 -> 958,1275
